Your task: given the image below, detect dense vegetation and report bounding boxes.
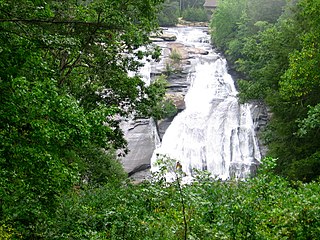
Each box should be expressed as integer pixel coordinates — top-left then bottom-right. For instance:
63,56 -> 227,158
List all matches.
211,0 -> 320,181
158,0 -> 209,26
0,0 -> 169,238
3,157 -> 320,239
158,0 -> 180,26
1,0 -> 320,238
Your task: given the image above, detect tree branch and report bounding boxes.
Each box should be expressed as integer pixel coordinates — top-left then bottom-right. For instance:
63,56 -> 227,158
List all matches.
0,18 -> 119,29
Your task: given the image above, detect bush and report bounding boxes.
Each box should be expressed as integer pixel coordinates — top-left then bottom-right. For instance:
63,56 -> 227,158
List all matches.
16,157 -> 320,239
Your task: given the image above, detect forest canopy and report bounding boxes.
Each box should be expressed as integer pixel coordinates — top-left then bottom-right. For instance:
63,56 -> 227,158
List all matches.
210,0 -> 320,181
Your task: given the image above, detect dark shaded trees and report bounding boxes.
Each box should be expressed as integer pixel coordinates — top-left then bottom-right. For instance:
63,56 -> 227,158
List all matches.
210,0 -> 320,181
158,0 -> 180,26
0,0 -> 166,237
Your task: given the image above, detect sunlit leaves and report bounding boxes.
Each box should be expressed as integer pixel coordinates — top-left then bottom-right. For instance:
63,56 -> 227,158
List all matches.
297,104 -> 320,136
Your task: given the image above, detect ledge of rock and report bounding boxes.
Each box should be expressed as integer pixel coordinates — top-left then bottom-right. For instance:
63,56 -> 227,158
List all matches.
168,43 -> 190,60
149,37 -> 164,42
150,33 -> 177,41
167,43 -> 209,60
188,47 -> 209,55
166,92 -> 186,111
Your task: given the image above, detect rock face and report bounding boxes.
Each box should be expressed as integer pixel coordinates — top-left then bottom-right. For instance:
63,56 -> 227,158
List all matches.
120,119 -> 158,181
161,34 -> 177,41
121,32 -> 195,181
250,101 -> 270,158
155,40 -> 210,139
166,92 -> 186,111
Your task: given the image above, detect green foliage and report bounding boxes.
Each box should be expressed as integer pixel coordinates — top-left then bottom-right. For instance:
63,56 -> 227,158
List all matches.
286,152 -> 320,182
280,33 -> 320,100
158,0 -> 208,26
0,224 -> 17,239
0,74 -> 127,237
3,153 -> 319,239
164,49 -> 183,76
157,0 -> 179,26
210,0 -> 320,181
246,0 -> 287,25
297,104 -> 320,136
169,49 -> 182,64
43,184 -> 150,239
2,0 -> 320,238
137,75 -> 177,120
210,0 -> 247,51
182,7 -> 209,22
0,0 -> 165,119
36,158 -> 320,239
0,0 -> 165,237
77,146 -> 127,187
180,0 -> 206,10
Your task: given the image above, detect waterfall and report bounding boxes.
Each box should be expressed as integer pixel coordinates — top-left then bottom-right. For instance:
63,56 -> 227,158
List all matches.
152,27 -> 261,180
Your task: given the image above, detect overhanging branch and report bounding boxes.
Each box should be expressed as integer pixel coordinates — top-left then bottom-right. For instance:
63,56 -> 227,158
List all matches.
0,18 -> 119,29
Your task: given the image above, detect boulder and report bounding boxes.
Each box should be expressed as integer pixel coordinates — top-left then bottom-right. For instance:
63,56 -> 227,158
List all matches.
188,47 -> 209,55
150,37 -> 164,42
150,33 -> 177,42
160,33 -> 177,41
166,92 -> 186,111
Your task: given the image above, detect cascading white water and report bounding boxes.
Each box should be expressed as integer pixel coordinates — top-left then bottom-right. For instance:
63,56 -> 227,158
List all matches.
152,27 -> 261,180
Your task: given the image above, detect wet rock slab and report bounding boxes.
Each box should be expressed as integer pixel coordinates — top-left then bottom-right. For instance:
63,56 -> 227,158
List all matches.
120,119 -> 158,181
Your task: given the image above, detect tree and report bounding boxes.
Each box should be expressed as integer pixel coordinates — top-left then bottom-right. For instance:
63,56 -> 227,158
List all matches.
182,7 -> 209,22
0,0 -> 166,237
180,0 -> 206,10
210,0 -> 320,181
157,0 -> 180,26
275,0 -> 320,179
44,158 -> 320,239
210,0 -> 247,51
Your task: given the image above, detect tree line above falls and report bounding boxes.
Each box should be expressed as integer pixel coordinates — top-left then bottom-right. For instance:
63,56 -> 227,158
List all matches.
0,0 -> 319,238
